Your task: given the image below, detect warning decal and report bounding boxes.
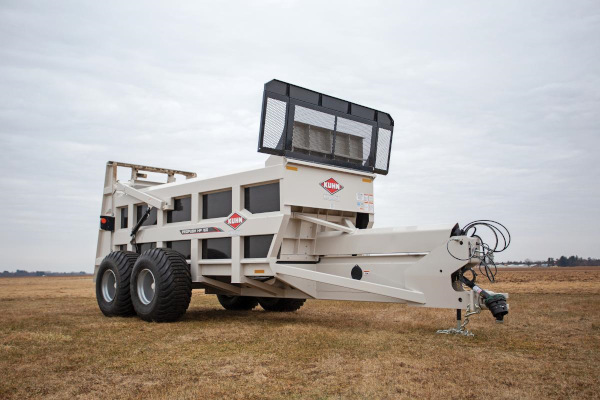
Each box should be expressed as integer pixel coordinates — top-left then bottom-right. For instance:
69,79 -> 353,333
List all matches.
356,192 -> 374,213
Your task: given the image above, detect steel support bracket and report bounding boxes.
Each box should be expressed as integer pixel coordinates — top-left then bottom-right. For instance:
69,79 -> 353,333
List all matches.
114,181 -> 172,210
293,213 -> 356,234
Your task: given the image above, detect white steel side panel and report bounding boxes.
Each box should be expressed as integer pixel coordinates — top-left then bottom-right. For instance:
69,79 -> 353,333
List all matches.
281,161 -> 374,213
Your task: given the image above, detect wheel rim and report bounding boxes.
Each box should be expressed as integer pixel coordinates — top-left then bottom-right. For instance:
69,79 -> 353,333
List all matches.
137,269 -> 156,305
101,270 -> 117,302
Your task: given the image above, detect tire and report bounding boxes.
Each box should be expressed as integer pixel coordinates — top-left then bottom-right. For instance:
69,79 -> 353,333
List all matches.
258,298 -> 306,312
96,251 -> 139,317
130,248 -> 192,322
216,295 -> 258,311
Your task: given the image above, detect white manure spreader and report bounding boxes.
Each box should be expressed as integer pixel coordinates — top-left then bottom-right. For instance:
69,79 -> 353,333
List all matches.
95,80 -> 509,334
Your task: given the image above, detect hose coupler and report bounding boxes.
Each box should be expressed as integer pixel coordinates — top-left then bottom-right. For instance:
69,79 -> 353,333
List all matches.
484,294 -> 508,322
459,275 -> 508,322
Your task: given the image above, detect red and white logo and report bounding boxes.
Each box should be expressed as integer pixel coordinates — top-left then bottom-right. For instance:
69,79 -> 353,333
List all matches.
320,178 -> 343,195
225,212 -> 246,230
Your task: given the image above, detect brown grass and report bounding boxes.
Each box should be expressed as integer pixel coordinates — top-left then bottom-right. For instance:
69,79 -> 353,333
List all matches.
1,267 -> 599,399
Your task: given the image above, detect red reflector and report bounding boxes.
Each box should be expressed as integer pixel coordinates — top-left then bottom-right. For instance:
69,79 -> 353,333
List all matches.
101,218 -> 107,224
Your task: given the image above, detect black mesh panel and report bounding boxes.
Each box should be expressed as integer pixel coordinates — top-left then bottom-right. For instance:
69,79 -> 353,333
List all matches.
375,128 -> 392,172
262,97 -> 287,150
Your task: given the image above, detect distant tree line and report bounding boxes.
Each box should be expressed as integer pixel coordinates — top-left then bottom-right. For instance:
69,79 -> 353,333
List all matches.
554,256 -> 600,267
501,256 -> 600,267
0,270 -> 89,277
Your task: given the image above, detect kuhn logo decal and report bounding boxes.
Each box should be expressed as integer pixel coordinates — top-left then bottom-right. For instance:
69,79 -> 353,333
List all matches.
320,178 -> 343,195
225,212 -> 246,230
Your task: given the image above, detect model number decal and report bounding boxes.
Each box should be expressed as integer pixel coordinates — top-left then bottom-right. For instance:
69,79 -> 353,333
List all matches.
180,227 -> 223,235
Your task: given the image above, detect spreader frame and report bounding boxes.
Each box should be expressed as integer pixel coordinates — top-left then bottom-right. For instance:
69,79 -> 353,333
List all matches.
95,156 -> 482,310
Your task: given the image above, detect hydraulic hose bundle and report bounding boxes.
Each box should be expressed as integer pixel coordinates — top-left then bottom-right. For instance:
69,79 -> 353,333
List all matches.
447,220 -> 511,323
460,220 -> 511,283
447,220 -> 511,283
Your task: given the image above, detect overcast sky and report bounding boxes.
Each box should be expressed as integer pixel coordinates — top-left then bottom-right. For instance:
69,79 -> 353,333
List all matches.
1,1 -> 599,272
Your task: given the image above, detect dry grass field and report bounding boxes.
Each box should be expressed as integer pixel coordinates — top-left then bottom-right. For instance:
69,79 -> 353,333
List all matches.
1,268 -> 599,399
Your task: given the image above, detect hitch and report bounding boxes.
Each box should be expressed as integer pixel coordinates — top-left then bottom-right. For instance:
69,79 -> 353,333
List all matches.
459,275 -> 508,322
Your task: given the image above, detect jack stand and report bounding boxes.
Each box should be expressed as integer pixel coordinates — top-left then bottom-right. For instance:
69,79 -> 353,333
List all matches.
436,308 -> 476,337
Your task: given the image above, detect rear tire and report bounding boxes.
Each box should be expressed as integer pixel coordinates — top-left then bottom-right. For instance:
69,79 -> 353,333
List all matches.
258,298 -> 306,312
216,295 -> 258,310
130,248 -> 192,322
96,251 -> 139,317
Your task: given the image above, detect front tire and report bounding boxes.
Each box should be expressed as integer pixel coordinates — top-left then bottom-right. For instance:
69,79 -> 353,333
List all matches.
96,251 -> 139,317
130,248 -> 192,322
258,298 -> 306,312
216,295 -> 258,310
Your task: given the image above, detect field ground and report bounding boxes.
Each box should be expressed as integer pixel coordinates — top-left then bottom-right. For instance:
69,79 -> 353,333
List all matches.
1,268 -> 599,399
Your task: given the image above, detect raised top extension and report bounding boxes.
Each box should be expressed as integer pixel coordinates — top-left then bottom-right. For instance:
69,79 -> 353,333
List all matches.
258,79 -> 394,175
107,161 -> 197,184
